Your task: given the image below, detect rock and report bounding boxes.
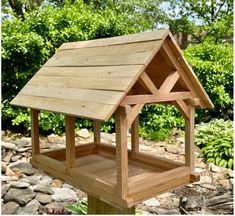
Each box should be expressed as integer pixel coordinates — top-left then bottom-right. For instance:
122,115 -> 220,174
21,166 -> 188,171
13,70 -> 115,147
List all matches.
157,192 -> 174,199
5,167 -> 17,177
201,183 -> 216,190
2,151 -> 13,164
4,188 -> 36,205
143,198 -> 160,207
51,179 -> 62,188
205,193 -> 233,207
34,184 -> 54,195
10,162 -> 35,176
1,184 -> 11,197
2,141 -> 17,151
1,161 -> 7,173
11,155 -> 22,162
195,167 -> 204,174
184,196 -> 204,211
2,201 -> 20,214
11,168 -> 22,178
76,128 -> 91,139
1,175 -> 19,181
51,188 -> 77,202
39,175 -> 52,185
63,183 -> 74,189
11,181 -> 30,188
16,199 -> 40,215
25,175 -> 42,185
219,179 -> 231,188
12,138 -> 31,148
47,134 -> 64,144
226,169 -> 233,178
165,145 -> 179,154
152,208 -> 180,215
210,163 -> 221,173
36,192 -> 52,204
18,147 -> 31,153
199,175 -> 212,184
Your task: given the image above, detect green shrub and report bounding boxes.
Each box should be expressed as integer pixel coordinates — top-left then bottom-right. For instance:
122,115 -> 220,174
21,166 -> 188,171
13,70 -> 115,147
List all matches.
184,42 -> 233,121
195,119 -> 233,169
65,199 -> 87,214
139,104 -> 184,141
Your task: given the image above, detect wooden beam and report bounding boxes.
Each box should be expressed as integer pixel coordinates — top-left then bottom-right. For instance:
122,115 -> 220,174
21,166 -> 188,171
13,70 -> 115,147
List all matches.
31,109 -> 40,157
173,100 -> 190,119
121,92 -> 194,105
65,115 -> 76,173
93,120 -> 101,144
138,71 -> 159,95
185,98 -> 201,106
161,42 -> 197,98
131,115 -> 139,158
115,109 -> 128,198
185,105 -> 195,173
127,104 -> 144,128
159,70 -> 180,93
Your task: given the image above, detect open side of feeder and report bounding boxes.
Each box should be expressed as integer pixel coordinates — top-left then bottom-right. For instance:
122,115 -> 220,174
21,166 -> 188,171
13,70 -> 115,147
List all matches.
11,29 -> 213,209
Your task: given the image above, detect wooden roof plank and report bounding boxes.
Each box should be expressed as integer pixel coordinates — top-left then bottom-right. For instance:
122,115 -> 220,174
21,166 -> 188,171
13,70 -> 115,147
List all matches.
45,40 -> 162,67
20,85 -> 124,105
10,94 -> 114,120
28,75 -> 134,92
37,65 -> 143,78
59,29 -> 169,50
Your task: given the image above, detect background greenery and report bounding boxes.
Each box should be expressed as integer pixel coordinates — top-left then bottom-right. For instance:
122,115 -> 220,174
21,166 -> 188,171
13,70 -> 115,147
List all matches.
1,0 -> 234,167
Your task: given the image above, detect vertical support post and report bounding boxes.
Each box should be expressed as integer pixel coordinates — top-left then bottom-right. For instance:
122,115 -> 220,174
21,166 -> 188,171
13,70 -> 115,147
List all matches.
185,105 -> 195,173
65,115 -> 76,173
131,115 -> 139,158
94,120 -> 101,144
88,195 -> 135,214
31,109 -> 40,158
115,108 -> 128,198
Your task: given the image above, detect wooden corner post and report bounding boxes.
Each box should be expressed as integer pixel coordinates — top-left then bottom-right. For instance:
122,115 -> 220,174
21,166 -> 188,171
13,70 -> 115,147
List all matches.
65,115 -> 76,173
131,115 -> 139,157
185,105 -> 195,173
115,107 -> 128,198
31,109 -> 40,158
93,120 -> 101,144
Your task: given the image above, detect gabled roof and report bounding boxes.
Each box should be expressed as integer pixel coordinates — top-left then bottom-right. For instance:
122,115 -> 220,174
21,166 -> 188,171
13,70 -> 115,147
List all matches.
11,29 -> 213,121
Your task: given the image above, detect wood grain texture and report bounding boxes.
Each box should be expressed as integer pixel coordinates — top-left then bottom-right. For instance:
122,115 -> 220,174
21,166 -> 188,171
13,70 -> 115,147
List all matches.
93,120 -> 101,144
131,115 -> 139,158
60,29 -> 169,50
185,105 -> 195,173
115,110 -> 128,198
159,70 -> 179,93
65,115 -> 76,173
138,71 -> 159,95
31,109 -> 40,157
127,104 -> 144,128
11,94 -> 114,120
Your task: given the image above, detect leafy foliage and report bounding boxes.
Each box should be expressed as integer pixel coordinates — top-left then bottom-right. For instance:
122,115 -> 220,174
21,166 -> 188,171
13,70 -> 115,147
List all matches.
139,104 -> 184,141
184,41 -> 233,120
195,119 -> 233,169
65,199 -> 87,214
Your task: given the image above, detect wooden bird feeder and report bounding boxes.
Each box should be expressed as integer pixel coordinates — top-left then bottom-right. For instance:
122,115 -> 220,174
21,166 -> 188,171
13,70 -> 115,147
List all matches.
11,29 -> 213,214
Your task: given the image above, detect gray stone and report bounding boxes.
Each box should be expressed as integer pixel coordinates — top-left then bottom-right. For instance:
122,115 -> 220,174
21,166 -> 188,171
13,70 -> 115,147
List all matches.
34,184 -> 54,195
12,138 -> 31,148
4,188 -> 36,205
195,167 -> 204,174
210,163 -> 221,173
1,184 -> 11,197
63,183 -> 74,189
11,181 -> 30,188
24,175 -> 42,185
16,199 -> 40,215
36,193 -> 52,204
143,198 -> 160,207
184,196 -> 204,211
157,192 -> 174,199
199,175 -> 212,184
2,201 -> 20,214
76,128 -> 91,139
1,161 -> 7,173
39,175 -> 52,185
2,141 -> 18,151
1,175 -> 19,181
11,155 -> 22,162
18,147 -> 31,153
51,188 -> 77,202
152,208 -> 180,215
47,134 -> 64,144
100,132 -> 114,143
201,183 -> 216,190
2,151 -> 13,164
10,162 -> 35,175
